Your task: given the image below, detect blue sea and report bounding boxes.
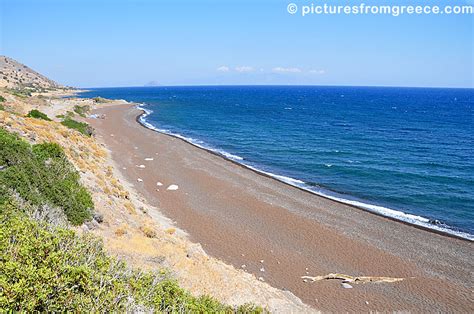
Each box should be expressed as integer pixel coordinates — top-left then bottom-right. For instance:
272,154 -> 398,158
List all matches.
80,86 -> 474,240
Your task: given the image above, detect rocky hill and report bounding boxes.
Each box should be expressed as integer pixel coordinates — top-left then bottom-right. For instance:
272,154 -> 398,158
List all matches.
0,56 -> 63,90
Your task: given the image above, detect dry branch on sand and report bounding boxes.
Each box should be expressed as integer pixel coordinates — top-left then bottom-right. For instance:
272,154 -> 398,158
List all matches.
301,273 -> 406,284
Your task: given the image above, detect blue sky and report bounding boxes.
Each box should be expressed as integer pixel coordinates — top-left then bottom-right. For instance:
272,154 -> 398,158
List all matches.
1,0 -> 472,88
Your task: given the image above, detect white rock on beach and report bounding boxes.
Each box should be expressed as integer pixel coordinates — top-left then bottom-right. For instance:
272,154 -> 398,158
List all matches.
145,158 -> 154,161
156,182 -> 163,186
341,283 -> 353,289
167,184 -> 179,191
137,178 -> 143,182
137,165 -> 146,168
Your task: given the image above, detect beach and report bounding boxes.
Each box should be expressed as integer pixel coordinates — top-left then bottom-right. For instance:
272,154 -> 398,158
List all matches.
88,103 -> 473,312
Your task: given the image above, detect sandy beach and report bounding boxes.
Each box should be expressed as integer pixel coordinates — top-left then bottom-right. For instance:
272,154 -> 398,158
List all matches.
88,103 -> 473,312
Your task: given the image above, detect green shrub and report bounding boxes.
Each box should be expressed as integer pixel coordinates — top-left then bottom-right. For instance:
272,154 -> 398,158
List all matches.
0,104 -> 4,111
0,206 -> 262,312
0,95 -> 5,102
26,109 -> 51,121
73,105 -> 90,117
61,117 -> 94,136
7,88 -> 32,98
0,128 -> 93,225
93,97 -> 108,103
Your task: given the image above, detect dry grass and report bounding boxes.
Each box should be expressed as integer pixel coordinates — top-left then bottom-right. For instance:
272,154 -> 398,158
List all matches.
165,228 -> 176,235
115,225 -> 128,237
140,225 -> 157,238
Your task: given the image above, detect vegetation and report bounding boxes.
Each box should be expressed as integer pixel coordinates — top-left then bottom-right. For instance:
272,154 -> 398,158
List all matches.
0,205 -> 261,312
93,96 -> 108,103
73,104 -> 91,117
0,128 -> 92,225
0,95 -> 5,102
7,88 -> 32,98
0,105 -> 4,111
26,109 -> 52,121
61,117 -> 94,136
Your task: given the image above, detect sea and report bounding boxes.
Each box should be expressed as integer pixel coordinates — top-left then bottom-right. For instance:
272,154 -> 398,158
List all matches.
79,86 -> 474,240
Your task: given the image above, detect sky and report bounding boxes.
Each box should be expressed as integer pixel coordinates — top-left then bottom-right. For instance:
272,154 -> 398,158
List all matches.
0,0 -> 473,88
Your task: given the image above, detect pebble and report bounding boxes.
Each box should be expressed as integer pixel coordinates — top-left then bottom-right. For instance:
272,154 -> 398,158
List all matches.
341,283 -> 353,289
260,260 -> 264,263
167,184 -> 179,191
241,264 -> 246,269
137,165 -> 146,168
260,267 -> 265,272
365,301 -> 369,305
137,178 -> 143,182
156,182 -> 163,186
258,277 -> 265,282
145,158 -> 154,161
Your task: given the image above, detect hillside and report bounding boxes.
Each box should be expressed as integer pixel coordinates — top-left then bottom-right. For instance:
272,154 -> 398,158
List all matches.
0,56 -> 64,90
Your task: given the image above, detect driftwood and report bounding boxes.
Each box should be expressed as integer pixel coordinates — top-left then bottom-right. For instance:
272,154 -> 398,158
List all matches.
301,273 -> 406,284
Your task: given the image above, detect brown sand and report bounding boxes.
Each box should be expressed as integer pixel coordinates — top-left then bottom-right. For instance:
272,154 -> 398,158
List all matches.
88,104 -> 473,312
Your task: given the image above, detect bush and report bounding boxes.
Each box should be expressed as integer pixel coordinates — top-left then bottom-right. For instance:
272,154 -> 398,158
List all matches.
73,105 -> 90,117
8,88 -> 32,98
61,117 -> 94,136
0,95 -> 5,102
27,109 -> 52,121
93,97 -> 108,103
0,206 -> 262,312
0,104 -> 4,111
0,128 -> 93,225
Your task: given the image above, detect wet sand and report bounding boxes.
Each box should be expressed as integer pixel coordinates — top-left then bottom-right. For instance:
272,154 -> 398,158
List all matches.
88,104 -> 473,312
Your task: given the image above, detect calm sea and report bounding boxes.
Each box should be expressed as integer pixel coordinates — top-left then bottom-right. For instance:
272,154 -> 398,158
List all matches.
80,86 -> 474,239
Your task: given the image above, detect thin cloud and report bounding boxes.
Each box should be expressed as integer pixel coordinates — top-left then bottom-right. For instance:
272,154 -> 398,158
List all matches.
309,69 -> 326,75
235,66 -> 255,73
272,67 -> 302,73
217,66 -> 230,72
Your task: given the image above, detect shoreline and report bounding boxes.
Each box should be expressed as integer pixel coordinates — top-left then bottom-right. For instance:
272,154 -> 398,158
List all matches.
88,102 -> 473,312
133,104 -> 472,242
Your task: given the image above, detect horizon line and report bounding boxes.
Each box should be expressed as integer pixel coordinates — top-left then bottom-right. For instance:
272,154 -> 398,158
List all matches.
78,83 -> 474,90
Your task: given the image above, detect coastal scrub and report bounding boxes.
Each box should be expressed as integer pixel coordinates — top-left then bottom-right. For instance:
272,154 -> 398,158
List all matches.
0,128 -> 92,225
26,109 -> 52,121
61,117 -> 94,136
